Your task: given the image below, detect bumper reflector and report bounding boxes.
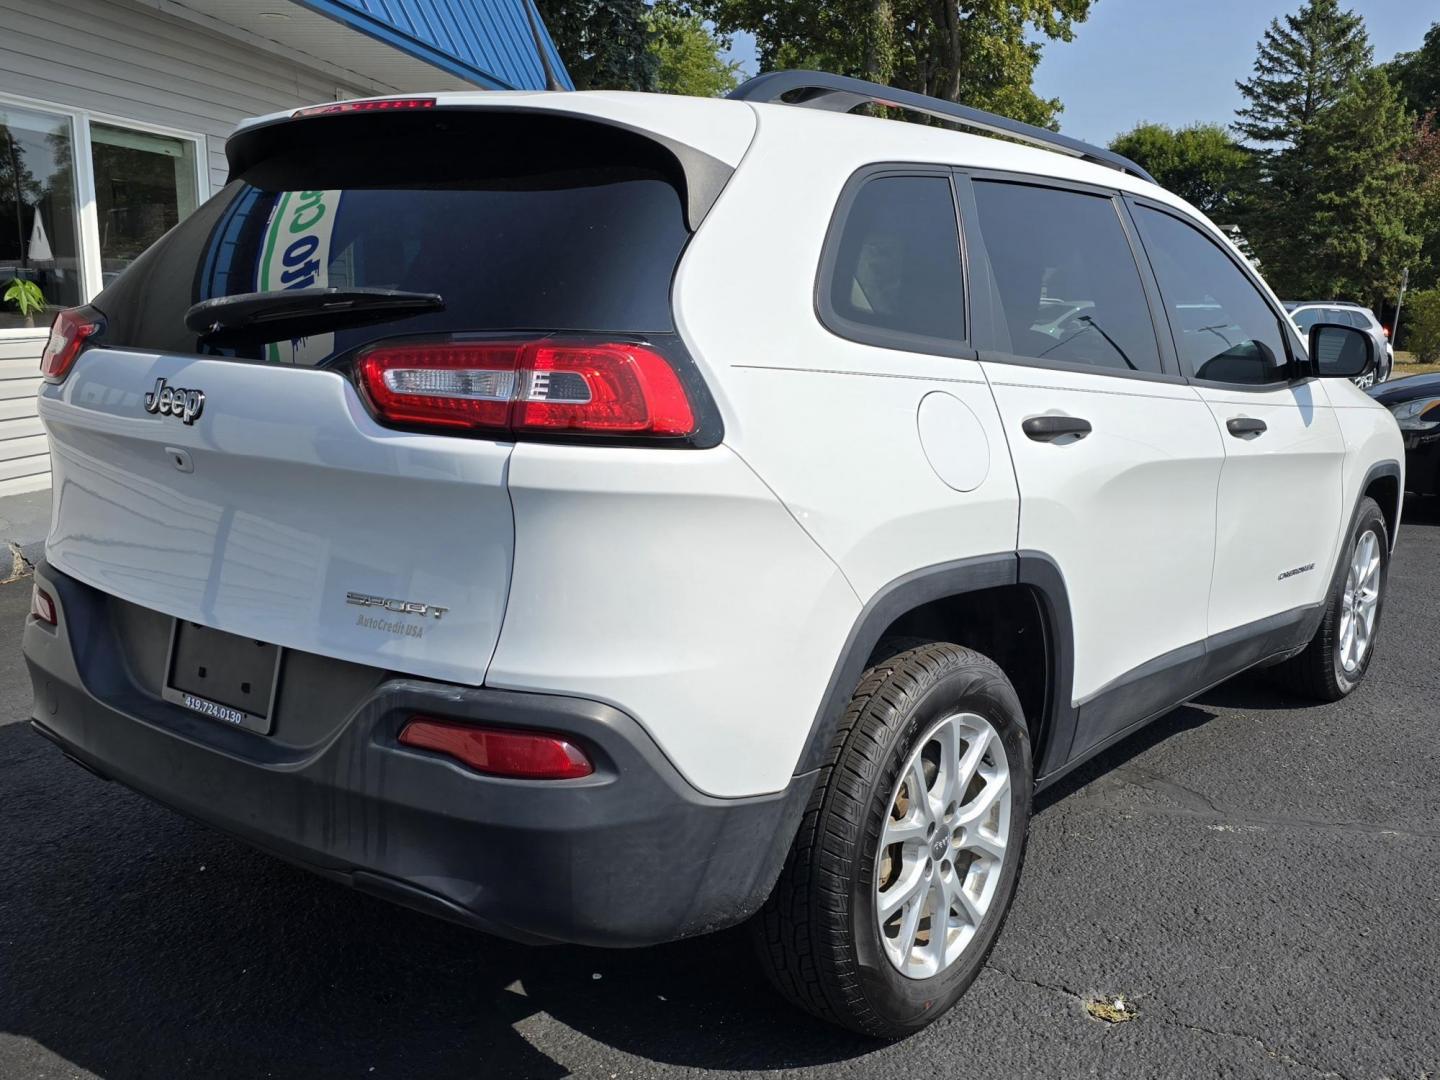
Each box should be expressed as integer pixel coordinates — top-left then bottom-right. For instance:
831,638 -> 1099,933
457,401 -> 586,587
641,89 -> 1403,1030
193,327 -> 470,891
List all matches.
398,718 -> 593,780
30,585 -> 56,626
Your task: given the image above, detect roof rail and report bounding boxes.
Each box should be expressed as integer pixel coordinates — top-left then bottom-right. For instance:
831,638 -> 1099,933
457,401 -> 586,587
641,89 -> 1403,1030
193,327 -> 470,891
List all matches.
727,70 -> 1157,185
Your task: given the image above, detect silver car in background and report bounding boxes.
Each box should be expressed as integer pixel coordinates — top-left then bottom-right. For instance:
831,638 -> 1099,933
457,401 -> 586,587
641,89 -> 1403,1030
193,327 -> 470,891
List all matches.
1285,301 -> 1394,387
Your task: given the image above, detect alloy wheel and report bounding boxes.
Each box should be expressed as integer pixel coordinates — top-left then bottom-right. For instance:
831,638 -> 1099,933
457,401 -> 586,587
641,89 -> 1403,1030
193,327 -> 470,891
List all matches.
873,712 -> 1012,980
1338,529 -> 1382,674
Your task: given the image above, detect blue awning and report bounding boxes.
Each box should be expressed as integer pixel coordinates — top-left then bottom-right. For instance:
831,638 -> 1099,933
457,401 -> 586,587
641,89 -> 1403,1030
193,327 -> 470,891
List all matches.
293,0 -> 574,91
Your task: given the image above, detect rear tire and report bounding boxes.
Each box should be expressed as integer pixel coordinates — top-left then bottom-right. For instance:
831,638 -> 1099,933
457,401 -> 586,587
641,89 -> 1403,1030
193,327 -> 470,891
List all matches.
753,642 -> 1031,1038
1273,497 -> 1389,701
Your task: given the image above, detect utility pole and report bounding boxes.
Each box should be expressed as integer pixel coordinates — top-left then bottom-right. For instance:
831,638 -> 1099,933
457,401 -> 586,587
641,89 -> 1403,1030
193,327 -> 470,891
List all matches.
1393,267 -> 1409,351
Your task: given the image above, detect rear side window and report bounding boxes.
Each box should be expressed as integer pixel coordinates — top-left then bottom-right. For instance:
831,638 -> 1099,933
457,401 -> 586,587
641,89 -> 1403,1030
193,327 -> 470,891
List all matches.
969,181 -> 1162,374
1133,205 -> 1290,386
820,174 -> 966,350
91,113 -> 693,363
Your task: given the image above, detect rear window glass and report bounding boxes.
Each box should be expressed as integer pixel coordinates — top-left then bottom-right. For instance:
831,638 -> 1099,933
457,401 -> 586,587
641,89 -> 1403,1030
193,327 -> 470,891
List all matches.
91,112 -> 692,363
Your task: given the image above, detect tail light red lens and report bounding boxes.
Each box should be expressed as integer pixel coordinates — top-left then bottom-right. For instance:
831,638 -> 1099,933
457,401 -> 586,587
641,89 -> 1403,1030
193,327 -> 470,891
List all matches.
398,718 -> 594,780
356,340 -> 696,439
29,585 -> 57,626
40,307 -> 103,383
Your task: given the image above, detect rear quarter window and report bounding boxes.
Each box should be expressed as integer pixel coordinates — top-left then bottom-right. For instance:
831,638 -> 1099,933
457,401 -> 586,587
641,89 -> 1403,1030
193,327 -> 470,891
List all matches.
818,171 -> 967,353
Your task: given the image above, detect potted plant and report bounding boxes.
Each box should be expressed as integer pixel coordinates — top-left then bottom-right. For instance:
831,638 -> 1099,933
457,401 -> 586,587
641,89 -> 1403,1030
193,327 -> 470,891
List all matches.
3,278 -> 46,329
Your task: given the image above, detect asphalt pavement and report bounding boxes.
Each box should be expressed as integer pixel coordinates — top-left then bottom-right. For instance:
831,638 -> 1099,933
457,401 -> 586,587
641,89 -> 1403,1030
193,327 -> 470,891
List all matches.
2,501 -> 1438,1079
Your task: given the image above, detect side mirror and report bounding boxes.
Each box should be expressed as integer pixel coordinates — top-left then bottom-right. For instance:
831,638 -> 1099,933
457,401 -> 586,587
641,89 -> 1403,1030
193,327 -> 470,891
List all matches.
1309,323 -> 1374,379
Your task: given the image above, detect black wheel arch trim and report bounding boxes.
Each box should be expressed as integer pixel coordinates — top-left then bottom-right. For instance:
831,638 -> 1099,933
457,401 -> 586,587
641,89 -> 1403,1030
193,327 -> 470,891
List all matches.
794,552 -> 1079,782
1355,459 -> 1403,553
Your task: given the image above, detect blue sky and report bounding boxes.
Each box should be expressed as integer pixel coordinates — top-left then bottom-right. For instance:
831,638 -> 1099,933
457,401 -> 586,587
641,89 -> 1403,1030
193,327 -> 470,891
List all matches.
722,1 -> 1436,145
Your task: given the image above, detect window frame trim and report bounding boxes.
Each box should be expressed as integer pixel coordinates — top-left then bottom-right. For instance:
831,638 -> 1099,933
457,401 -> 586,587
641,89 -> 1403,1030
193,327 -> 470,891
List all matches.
813,162 -> 976,360
0,89 -> 209,341
1122,194 -> 1313,392
957,169 -> 1185,385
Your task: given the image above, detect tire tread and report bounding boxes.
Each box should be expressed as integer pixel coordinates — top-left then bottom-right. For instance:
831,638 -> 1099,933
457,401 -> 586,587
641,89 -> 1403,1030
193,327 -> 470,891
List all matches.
753,641 -> 1016,1038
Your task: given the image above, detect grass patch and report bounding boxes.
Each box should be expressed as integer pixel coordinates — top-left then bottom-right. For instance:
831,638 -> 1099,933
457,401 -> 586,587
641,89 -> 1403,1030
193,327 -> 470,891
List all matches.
1392,352 -> 1440,378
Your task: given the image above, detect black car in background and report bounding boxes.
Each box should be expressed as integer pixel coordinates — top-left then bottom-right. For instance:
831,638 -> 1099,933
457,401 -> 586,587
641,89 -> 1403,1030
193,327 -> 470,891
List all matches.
1370,372 -> 1440,496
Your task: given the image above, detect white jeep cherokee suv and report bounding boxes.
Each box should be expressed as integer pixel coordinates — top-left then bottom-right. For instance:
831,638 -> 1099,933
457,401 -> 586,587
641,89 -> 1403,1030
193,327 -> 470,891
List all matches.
23,72 -> 1403,1038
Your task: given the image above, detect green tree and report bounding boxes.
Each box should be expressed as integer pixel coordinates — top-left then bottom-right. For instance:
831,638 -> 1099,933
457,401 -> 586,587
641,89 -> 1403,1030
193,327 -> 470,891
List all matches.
702,0 -> 1094,128
1234,0 -> 1371,147
1287,70 -> 1422,307
533,0 -> 658,91
1404,113 -> 1440,290
1387,22 -> 1440,117
1108,122 -> 1252,217
1233,0 -> 1388,297
649,6 -> 742,97
1401,287 -> 1440,360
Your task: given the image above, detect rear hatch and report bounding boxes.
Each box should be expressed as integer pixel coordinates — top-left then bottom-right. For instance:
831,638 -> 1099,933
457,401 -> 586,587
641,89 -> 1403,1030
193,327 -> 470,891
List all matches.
39,101 -> 742,684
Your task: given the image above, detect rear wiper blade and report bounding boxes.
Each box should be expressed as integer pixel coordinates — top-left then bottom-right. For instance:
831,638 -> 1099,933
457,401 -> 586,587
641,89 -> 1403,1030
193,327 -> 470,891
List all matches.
185,287 -> 443,341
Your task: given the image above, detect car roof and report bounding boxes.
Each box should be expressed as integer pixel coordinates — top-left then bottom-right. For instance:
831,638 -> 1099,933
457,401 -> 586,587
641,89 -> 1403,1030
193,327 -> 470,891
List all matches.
233,89 -> 1178,199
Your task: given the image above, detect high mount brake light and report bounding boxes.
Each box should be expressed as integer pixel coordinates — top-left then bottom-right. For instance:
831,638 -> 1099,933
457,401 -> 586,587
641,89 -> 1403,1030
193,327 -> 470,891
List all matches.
356,340 -> 697,439
398,718 -> 594,780
40,307 -> 103,383
293,98 -> 436,117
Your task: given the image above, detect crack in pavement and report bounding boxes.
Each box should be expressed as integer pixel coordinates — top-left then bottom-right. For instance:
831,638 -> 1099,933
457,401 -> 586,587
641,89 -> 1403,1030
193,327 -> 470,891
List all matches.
985,963 -> 1355,1079
1065,766 -> 1440,842
1,540 -> 34,585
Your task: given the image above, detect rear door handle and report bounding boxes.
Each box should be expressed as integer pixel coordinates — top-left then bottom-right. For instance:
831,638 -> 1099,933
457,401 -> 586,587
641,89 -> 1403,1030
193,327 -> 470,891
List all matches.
1226,417 -> 1268,437
1022,415 -> 1092,442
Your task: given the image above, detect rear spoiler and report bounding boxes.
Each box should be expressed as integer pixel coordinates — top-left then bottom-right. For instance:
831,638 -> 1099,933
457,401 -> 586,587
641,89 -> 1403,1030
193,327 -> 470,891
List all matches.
225,104 -> 736,232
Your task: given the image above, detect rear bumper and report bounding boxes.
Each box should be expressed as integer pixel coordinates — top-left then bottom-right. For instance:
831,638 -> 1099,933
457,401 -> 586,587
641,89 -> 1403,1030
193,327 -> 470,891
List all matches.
23,561 -> 812,947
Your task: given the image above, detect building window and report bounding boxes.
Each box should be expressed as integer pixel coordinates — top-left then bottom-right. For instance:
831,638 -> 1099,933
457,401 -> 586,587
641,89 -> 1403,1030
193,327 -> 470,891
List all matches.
90,123 -> 199,287
0,103 -> 82,330
0,94 -> 206,335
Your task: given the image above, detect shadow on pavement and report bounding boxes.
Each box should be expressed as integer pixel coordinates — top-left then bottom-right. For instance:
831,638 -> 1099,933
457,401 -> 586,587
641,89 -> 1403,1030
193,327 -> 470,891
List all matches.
5,531 -> 1406,1079
0,719 -> 877,1080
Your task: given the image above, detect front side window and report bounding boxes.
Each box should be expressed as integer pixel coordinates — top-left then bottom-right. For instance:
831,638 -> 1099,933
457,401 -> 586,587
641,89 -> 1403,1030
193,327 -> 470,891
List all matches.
0,104 -> 82,329
1134,205 -> 1290,385
822,174 -> 965,348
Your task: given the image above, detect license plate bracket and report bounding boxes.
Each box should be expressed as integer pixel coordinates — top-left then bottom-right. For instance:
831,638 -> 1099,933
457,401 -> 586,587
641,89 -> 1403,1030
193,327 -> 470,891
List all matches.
162,621 -> 282,735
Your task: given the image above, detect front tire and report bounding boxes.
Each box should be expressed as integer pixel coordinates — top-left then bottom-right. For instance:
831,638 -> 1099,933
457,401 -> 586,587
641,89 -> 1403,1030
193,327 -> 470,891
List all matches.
1274,496 -> 1389,701
753,642 -> 1032,1038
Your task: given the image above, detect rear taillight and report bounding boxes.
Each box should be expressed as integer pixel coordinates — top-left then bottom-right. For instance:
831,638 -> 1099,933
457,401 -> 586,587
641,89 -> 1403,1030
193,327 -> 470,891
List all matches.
40,307 -> 103,383
29,585 -> 56,626
398,718 -> 594,780
356,340 -> 697,439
